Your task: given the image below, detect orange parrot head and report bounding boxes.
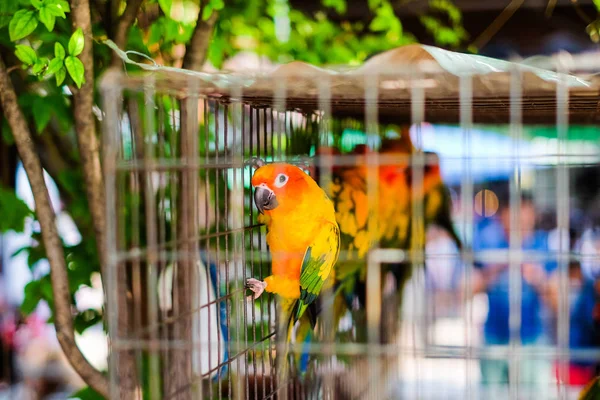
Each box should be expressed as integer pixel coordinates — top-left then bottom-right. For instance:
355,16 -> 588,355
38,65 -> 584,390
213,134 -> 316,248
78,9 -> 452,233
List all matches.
251,162 -> 314,215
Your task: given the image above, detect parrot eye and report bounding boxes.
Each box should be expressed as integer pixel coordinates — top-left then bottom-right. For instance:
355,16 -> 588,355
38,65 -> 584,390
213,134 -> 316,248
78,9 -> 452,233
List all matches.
274,173 -> 288,188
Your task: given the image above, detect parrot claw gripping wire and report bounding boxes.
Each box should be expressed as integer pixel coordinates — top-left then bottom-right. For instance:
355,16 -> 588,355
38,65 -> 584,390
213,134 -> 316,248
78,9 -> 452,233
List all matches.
246,278 -> 267,301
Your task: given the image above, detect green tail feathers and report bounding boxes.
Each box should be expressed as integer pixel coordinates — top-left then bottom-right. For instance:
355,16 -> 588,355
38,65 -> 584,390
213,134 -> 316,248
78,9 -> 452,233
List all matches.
277,299 -> 318,383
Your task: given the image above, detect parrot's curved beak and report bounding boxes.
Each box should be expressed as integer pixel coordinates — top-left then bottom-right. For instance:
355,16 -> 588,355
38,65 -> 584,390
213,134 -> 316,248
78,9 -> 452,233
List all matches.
254,186 -> 278,214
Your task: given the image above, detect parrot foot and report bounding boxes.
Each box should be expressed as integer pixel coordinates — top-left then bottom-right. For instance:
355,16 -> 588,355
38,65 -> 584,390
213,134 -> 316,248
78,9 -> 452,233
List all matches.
246,278 -> 267,301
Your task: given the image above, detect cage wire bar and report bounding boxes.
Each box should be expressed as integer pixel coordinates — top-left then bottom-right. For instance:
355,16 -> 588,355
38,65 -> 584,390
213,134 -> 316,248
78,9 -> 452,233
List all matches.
101,51 -> 600,400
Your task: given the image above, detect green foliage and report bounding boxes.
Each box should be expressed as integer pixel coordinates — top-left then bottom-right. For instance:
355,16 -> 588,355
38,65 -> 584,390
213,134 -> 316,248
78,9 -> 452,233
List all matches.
322,0 -> 346,15
0,186 -> 32,233
69,386 -> 105,400
17,91 -> 71,134
14,44 -> 37,65
203,0 -> 225,21
68,27 -> 84,56
65,55 -> 84,87
17,232 -> 101,331
9,9 -> 38,41
7,0 -> 72,84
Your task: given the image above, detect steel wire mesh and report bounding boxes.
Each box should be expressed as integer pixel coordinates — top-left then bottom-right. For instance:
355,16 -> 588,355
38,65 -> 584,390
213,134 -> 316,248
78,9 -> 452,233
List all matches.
101,57 -> 600,399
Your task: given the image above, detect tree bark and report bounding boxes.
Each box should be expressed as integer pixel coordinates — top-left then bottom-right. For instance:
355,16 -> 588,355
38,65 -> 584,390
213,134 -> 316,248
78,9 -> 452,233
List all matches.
182,8 -> 218,71
70,1 -> 138,398
0,55 -> 109,398
111,0 -> 144,67
69,0 -> 107,279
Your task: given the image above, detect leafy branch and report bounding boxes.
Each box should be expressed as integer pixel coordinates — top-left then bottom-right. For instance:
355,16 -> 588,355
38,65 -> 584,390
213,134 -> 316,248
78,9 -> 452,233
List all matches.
0,53 -> 109,398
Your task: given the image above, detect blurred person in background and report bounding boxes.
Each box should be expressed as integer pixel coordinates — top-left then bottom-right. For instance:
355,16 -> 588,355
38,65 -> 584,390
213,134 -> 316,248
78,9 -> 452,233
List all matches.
546,212 -> 600,387
470,190 -> 554,390
425,225 -> 463,318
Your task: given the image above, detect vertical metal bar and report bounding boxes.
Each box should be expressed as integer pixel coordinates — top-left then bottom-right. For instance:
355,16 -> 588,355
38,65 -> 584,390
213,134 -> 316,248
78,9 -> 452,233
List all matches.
270,109 -> 276,164
287,111 -> 293,159
365,71 -> 381,399
241,103 -> 251,400
262,106 -> 275,398
317,73 -> 334,400
230,84 -> 245,400
204,98 -> 212,400
144,79 -> 161,400
157,94 -> 168,400
555,53 -> 571,400
459,74 -> 474,400
410,73 -> 426,400
101,74 -> 123,400
128,96 -> 143,396
223,103 -> 233,398
275,81 -> 286,162
258,107 -> 268,400
167,94 -> 179,396
215,100 -> 223,398
249,107 -> 260,400
170,83 -> 197,400
508,67 -> 523,400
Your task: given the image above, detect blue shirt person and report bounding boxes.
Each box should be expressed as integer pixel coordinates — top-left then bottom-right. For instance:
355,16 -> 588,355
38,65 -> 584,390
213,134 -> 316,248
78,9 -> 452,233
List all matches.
471,195 -> 554,389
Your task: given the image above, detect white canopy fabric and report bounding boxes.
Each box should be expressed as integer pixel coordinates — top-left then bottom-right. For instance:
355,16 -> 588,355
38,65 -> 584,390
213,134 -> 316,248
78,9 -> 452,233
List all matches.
104,41 -> 600,123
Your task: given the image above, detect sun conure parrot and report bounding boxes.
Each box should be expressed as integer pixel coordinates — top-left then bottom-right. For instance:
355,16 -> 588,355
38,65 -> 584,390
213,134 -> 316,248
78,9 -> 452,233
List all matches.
311,127 -> 461,342
304,137 -> 413,346
245,158 -> 340,379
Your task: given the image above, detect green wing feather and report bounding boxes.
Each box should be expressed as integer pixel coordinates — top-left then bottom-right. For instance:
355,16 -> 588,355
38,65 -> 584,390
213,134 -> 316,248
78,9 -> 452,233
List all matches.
296,222 -> 340,322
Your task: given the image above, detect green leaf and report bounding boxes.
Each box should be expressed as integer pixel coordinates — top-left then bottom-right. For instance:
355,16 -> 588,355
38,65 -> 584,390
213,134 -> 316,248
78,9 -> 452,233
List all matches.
55,66 -> 66,86
31,58 -> 47,75
0,1 -> 18,28
594,0 -> 600,11
57,0 -> 70,13
65,56 -> 84,88
45,3 -> 67,18
69,386 -> 104,400
370,15 -> 388,31
202,4 -> 214,21
39,7 -> 56,31
158,0 -> 172,16
148,19 -> 164,45
14,44 -> 37,65
74,309 -> 103,334
163,19 -> 179,42
322,0 -> 346,14
32,95 -> 52,132
368,0 -> 381,10
21,280 -> 41,315
209,0 -> 225,10
31,0 -> 43,9
0,186 -> 32,233
45,57 -> 63,76
9,10 -> 39,41
68,28 -> 84,56
55,42 -> 65,59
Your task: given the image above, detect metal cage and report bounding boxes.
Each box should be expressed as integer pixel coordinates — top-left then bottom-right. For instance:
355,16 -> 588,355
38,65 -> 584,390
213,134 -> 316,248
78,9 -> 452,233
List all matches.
100,49 -> 600,400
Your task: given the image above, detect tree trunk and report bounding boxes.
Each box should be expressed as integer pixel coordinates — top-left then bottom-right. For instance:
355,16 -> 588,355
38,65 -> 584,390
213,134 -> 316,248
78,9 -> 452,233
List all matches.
0,55 -> 110,399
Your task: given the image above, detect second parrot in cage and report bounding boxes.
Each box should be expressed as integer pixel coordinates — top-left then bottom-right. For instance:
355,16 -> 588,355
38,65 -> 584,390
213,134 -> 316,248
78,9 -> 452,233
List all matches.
245,158 -> 341,378
312,129 -> 461,342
